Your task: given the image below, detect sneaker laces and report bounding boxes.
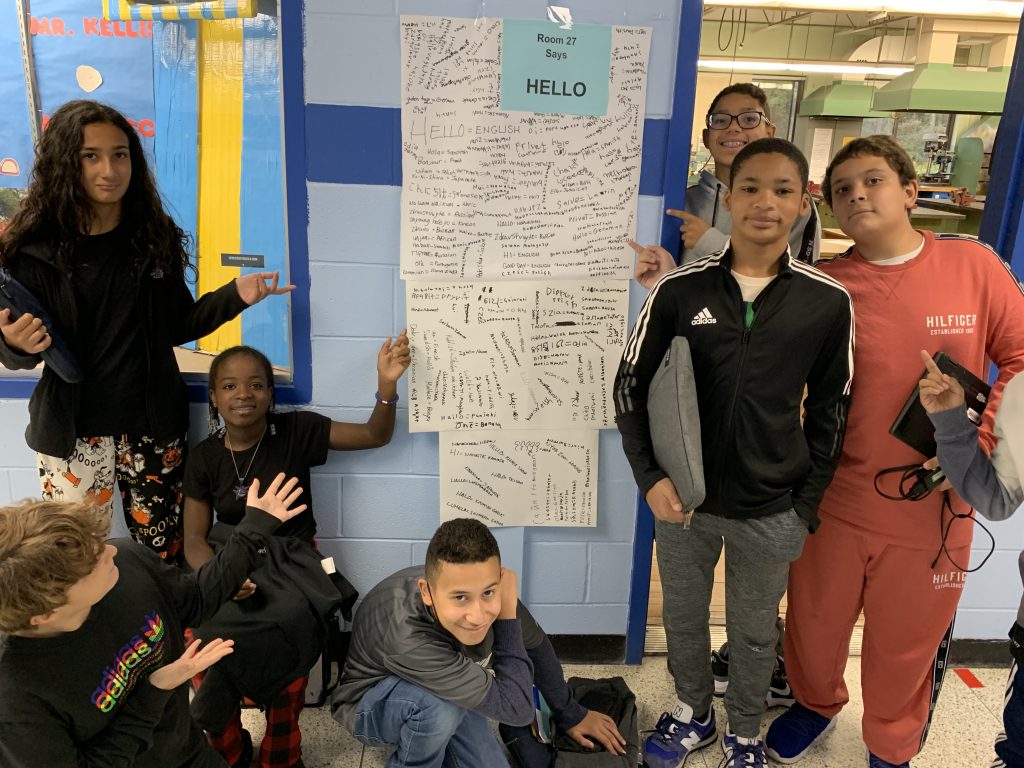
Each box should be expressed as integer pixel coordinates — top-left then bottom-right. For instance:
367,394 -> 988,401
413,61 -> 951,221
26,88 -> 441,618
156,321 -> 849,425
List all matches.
718,739 -> 766,768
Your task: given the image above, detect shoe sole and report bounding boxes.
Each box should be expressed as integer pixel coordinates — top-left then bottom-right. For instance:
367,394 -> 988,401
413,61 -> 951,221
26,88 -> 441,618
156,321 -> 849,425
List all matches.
765,716 -> 836,764
765,692 -> 795,709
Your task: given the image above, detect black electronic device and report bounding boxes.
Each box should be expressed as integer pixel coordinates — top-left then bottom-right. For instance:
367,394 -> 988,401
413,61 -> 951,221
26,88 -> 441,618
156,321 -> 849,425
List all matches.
889,351 -> 990,459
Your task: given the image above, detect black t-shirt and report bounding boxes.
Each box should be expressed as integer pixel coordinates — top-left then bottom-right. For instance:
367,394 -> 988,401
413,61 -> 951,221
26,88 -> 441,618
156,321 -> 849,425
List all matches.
183,411 -> 332,541
72,225 -> 149,436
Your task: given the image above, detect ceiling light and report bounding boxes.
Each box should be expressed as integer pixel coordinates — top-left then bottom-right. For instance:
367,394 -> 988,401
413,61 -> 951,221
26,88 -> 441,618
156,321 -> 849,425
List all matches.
698,59 -> 914,76
702,0 -> 1022,19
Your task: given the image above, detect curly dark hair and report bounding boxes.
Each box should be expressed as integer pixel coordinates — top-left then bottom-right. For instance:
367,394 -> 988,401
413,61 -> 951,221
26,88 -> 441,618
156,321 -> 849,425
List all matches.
425,518 -> 501,582
0,100 -> 191,275
823,134 -> 918,210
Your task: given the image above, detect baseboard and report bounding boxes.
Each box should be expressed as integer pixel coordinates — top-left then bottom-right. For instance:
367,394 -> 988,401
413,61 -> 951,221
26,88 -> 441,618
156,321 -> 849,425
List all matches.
548,634 -> 627,664
549,633 -> 1014,667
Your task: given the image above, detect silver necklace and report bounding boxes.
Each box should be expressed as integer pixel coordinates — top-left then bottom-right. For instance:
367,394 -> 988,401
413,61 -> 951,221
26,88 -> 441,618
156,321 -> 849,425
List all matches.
226,426 -> 268,500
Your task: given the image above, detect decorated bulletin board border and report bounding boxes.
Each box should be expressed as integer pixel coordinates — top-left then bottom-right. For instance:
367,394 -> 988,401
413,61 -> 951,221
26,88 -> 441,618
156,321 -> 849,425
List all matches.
101,0 -> 256,21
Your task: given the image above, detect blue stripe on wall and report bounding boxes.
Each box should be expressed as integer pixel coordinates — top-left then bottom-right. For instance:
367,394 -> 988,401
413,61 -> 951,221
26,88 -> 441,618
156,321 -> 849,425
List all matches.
305,103 -> 670,197
153,18 -> 200,322
239,13 -> 289,368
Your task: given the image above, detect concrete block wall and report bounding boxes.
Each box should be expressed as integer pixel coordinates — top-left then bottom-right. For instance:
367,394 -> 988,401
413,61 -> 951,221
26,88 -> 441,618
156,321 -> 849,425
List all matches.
2,0 -> 1022,641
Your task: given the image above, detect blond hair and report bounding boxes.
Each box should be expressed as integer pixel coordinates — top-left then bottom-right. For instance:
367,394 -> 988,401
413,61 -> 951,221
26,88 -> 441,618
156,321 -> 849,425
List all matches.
0,499 -> 110,632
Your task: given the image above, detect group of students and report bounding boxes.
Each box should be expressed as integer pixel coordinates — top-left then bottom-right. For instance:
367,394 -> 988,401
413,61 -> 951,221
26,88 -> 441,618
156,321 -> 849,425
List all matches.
617,83 -> 1024,768
0,86 -> 1023,768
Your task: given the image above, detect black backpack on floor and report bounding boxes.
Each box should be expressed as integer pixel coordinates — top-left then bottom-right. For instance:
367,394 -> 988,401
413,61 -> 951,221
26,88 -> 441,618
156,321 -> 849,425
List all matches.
502,677 -> 640,767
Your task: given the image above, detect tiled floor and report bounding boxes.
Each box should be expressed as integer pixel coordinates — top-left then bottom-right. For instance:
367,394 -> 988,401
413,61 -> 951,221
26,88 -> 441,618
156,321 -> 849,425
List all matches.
240,657 -> 1010,767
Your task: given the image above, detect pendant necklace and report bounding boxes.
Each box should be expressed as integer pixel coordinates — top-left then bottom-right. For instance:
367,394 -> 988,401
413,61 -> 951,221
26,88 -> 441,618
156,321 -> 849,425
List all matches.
226,426 -> 268,500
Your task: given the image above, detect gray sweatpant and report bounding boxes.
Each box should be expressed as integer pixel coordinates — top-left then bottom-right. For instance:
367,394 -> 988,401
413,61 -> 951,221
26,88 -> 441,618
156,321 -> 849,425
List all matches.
656,508 -> 808,737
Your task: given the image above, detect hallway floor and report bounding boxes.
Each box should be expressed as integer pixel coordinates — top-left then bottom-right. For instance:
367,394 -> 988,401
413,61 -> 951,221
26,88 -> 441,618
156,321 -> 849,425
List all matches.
241,656 -> 1008,767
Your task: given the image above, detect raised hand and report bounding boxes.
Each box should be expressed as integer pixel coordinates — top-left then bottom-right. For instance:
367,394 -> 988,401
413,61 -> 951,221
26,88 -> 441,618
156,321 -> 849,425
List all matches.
245,473 -> 307,522
628,240 -> 675,290
378,329 -> 411,385
917,350 -> 965,414
667,209 -> 711,250
566,709 -> 628,755
0,308 -> 52,354
149,637 -> 234,691
234,271 -> 295,306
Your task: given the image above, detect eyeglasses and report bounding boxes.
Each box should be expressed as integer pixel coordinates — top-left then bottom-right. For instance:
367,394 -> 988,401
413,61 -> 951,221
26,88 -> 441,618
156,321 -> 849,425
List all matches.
705,111 -> 772,130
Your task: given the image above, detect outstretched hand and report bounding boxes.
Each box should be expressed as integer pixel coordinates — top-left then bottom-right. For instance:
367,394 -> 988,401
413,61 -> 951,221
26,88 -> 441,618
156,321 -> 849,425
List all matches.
245,473 -> 307,522
378,329 -> 411,385
917,350 -> 965,414
566,709 -> 627,755
149,637 -> 234,691
0,308 -> 52,354
667,209 -> 711,249
235,271 -> 295,306
628,240 -> 675,290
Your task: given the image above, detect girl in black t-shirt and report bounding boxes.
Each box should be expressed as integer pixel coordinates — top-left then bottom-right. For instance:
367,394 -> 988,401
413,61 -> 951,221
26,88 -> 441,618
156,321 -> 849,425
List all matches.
181,338 -> 409,768
0,100 -> 292,563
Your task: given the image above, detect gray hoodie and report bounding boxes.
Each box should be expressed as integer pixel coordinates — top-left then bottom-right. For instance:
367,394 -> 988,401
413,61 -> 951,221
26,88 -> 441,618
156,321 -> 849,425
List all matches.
681,170 -> 822,266
929,373 -> 1024,629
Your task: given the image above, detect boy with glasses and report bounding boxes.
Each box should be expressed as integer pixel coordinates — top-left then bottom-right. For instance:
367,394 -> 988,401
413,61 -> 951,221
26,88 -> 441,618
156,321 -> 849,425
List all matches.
635,83 -> 821,288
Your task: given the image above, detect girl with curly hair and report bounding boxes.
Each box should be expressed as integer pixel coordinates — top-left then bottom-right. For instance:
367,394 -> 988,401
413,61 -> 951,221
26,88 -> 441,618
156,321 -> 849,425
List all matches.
0,99 -> 292,563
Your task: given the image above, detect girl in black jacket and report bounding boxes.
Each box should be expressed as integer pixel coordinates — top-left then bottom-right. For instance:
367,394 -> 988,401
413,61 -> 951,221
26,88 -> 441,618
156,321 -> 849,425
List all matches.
0,99 -> 291,563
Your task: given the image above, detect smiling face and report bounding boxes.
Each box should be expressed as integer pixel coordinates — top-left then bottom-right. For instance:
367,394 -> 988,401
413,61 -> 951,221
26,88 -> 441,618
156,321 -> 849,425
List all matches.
210,353 -> 273,431
702,91 -> 776,174
724,152 -> 809,251
827,153 -> 918,246
418,556 -> 502,647
30,544 -> 119,635
79,122 -> 131,216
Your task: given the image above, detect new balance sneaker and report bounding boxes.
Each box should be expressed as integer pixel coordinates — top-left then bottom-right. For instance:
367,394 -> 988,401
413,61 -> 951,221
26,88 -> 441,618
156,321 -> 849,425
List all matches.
643,709 -> 718,768
710,644 -> 795,708
868,753 -> 910,768
764,702 -> 835,763
721,732 -> 768,768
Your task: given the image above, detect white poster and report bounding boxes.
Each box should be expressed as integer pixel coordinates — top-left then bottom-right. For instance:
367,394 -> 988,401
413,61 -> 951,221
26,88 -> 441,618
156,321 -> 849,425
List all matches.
407,280 -> 628,431
440,430 -> 598,527
399,16 -> 651,280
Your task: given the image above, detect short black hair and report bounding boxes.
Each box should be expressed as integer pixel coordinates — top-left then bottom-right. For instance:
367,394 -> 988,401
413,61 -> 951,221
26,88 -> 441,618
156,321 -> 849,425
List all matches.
729,138 -> 809,191
425,518 -> 500,582
708,82 -> 771,120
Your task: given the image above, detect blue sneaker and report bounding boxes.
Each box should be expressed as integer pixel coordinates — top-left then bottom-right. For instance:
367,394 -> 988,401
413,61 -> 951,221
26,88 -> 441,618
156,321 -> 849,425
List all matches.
644,710 -> 717,768
868,753 -> 910,767
720,732 -> 768,767
765,703 -> 835,763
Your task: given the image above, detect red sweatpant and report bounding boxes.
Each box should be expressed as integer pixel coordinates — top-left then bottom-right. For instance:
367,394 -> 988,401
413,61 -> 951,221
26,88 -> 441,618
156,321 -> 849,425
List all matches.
784,518 -> 968,765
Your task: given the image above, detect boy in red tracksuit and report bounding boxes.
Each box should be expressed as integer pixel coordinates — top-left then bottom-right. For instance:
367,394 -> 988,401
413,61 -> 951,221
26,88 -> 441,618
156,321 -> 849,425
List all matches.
765,135 -> 1024,767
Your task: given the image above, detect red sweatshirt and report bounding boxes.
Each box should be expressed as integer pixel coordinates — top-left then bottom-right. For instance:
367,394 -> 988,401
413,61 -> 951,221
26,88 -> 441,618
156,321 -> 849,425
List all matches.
816,231 -> 1024,550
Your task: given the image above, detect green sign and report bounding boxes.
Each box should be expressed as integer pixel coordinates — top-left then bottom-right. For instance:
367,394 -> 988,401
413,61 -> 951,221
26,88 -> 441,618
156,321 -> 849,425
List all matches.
500,20 -> 611,116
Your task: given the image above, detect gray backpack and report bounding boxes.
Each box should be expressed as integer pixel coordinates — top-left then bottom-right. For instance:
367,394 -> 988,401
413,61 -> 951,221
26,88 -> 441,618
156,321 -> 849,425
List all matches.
647,336 -> 705,512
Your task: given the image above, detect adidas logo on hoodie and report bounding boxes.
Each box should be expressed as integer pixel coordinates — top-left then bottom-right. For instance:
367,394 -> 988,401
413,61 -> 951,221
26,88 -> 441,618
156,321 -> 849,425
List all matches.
691,307 -> 717,326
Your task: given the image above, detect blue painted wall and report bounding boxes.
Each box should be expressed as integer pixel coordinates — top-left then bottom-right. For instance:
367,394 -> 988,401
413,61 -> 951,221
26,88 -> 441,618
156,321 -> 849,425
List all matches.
3,0 -> 1024,640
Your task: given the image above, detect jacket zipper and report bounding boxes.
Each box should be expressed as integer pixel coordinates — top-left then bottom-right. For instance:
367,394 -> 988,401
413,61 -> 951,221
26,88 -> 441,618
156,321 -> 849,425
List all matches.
714,273 -> 782,510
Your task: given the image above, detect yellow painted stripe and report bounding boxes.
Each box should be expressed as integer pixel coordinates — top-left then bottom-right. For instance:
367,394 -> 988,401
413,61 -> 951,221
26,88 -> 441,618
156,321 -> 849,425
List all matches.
196,17 -> 244,352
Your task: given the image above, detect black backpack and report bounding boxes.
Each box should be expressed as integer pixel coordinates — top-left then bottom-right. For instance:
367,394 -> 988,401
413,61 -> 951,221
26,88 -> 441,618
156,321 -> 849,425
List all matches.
502,677 -> 640,767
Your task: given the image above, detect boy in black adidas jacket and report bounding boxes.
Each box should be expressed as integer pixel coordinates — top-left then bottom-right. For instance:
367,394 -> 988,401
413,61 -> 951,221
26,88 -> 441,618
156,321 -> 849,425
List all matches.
614,139 -> 854,768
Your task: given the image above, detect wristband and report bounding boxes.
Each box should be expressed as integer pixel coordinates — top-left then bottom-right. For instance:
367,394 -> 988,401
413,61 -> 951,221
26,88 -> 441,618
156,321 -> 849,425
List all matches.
375,391 -> 399,406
